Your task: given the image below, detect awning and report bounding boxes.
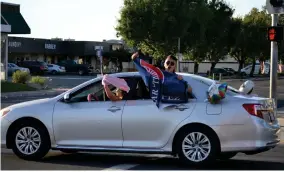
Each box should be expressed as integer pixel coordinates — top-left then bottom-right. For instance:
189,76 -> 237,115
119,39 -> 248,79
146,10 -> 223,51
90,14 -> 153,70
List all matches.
1,12 -> 30,34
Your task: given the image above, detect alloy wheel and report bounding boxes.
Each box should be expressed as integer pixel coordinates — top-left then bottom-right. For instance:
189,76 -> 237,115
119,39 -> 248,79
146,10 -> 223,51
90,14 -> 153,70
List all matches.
182,132 -> 211,162
15,127 -> 41,155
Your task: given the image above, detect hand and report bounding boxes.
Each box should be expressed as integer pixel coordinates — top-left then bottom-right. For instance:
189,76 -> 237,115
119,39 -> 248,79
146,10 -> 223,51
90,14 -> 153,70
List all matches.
177,75 -> 183,80
187,85 -> 192,93
131,52 -> 139,60
87,94 -> 93,102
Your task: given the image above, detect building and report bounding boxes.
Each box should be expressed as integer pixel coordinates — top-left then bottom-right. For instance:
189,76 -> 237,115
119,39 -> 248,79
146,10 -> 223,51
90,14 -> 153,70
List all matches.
1,2 -> 30,80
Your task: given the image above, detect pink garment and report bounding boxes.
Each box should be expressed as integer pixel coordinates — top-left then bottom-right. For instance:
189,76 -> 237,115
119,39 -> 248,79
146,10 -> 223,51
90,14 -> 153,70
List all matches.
102,75 -> 130,93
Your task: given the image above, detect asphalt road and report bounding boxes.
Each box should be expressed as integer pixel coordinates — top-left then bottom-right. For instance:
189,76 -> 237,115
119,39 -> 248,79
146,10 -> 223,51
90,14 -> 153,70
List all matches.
1,144 -> 284,170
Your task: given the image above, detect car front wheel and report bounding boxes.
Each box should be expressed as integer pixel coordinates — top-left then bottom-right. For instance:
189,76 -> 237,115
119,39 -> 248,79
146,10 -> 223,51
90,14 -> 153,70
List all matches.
11,121 -> 50,160
176,127 -> 219,166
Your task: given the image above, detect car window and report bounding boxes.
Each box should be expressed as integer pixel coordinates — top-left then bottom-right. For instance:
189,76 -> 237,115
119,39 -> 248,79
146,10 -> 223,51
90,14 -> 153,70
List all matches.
69,80 -> 116,103
47,65 -> 53,67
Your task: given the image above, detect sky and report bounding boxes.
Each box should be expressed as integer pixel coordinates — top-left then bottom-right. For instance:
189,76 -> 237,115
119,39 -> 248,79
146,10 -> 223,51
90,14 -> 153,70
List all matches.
5,0 -> 266,41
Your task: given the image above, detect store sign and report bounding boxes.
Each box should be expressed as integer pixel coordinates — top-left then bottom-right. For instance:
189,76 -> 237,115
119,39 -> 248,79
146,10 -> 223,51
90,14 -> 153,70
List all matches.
8,41 -> 21,47
94,45 -> 103,50
45,43 -> 56,50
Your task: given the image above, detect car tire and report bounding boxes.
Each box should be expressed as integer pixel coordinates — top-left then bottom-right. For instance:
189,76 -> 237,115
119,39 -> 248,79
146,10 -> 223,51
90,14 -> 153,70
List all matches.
78,69 -> 84,75
176,127 -> 219,166
10,121 -> 50,161
52,70 -> 57,75
217,152 -> 237,160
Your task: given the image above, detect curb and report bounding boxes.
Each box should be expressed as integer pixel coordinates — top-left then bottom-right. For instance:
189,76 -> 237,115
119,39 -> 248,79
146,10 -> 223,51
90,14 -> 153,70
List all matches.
1,89 -> 68,98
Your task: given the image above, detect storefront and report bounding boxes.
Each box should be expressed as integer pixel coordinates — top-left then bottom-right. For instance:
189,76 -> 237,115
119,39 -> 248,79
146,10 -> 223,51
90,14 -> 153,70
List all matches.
8,37 -> 113,70
1,2 -> 31,80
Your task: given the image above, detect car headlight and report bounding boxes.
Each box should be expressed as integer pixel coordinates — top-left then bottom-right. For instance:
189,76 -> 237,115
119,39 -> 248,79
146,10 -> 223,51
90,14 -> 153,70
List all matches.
1,109 -> 10,117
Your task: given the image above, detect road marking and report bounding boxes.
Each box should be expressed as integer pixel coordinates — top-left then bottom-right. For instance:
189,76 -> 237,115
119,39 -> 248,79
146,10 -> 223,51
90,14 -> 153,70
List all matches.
102,164 -> 139,171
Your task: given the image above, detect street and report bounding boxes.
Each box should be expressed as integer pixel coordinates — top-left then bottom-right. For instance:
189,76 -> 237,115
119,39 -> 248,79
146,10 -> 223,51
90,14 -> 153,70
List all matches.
1,75 -> 284,170
1,144 -> 284,170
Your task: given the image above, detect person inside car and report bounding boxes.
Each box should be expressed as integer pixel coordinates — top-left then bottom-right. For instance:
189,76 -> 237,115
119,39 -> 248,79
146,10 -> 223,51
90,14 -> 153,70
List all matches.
163,55 -> 192,94
87,74 -> 130,102
132,52 -> 192,95
103,85 -> 126,101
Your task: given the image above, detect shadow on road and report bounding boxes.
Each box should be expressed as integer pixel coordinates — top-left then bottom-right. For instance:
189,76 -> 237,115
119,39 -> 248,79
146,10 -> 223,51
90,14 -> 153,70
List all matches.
33,152 -> 284,170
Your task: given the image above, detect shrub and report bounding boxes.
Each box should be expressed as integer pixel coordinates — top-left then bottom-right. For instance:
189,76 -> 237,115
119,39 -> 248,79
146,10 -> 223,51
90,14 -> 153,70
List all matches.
30,76 -> 47,87
12,71 -> 31,84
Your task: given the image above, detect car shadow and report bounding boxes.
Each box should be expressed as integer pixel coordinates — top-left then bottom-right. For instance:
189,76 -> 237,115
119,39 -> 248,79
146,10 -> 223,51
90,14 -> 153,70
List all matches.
36,152 -> 284,170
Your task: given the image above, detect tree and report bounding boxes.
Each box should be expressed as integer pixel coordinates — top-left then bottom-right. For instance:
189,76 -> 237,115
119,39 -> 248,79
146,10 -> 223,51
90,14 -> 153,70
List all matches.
116,0 -> 210,59
228,17 -> 250,74
204,0 -> 234,74
243,8 -> 270,76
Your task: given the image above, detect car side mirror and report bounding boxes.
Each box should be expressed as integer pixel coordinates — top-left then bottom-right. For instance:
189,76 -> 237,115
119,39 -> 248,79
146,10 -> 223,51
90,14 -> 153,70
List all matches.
63,93 -> 71,102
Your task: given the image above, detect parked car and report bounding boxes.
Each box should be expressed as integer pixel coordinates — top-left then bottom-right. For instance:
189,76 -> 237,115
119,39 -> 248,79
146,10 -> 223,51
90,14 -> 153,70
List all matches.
17,61 -> 48,75
223,67 -> 237,74
212,68 -> 234,76
241,62 -> 270,76
47,64 -> 66,75
7,63 -> 30,76
57,60 -> 92,75
1,72 -> 280,165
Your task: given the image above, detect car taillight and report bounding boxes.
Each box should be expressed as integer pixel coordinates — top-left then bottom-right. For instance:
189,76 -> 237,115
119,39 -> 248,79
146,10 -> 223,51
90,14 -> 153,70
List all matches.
40,66 -> 44,70
242,104 -> 264,119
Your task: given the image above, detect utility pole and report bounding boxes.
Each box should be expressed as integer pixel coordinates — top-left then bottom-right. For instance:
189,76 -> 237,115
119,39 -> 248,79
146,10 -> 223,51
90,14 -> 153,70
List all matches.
270,14 -> 279,108
177,37 -> 181,72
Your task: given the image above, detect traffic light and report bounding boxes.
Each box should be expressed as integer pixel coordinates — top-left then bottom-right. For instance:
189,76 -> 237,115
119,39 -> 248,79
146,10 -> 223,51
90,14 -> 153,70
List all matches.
267,26 -> 284,41
266,0 -> 284,14
270,0 -> 284,7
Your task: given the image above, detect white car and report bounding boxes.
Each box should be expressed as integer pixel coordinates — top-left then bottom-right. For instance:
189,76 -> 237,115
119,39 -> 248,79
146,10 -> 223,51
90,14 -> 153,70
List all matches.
241,63 -> 270,75
8,63 -> 30,76
1,72 -> 281,165
47,64 -> 66,74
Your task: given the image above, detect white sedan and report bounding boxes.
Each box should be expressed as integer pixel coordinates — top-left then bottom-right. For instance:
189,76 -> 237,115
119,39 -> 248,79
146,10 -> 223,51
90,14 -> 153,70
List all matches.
1,72 -> 281,165
47,64 -> 66,75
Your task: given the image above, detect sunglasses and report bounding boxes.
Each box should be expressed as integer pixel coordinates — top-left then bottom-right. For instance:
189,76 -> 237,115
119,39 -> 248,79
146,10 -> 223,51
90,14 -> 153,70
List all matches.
166,61 -> 175,66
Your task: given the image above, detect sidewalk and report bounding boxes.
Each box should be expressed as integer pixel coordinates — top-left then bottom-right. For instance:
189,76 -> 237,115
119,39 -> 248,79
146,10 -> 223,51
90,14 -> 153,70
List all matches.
1,88 -> 69,98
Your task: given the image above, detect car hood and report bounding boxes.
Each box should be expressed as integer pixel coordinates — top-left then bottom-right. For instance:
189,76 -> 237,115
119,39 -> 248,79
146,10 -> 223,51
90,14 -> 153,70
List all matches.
6,98 -> 54,110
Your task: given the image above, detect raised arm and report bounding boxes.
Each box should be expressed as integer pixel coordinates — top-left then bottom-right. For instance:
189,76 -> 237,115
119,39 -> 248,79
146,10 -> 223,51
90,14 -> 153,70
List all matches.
104,85 -> 121,101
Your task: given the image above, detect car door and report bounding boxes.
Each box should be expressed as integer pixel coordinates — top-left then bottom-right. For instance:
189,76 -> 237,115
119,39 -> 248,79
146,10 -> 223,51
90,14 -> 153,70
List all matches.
52,79 -> 125,147
121,77 -> 196,149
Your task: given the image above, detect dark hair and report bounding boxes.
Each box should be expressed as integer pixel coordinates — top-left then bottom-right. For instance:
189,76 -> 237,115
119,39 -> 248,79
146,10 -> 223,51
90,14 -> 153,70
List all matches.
166,55 -> 177,61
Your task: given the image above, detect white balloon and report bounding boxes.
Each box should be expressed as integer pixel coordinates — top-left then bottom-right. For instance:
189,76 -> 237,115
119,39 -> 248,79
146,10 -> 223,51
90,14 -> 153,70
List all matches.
239,80 -> 255,94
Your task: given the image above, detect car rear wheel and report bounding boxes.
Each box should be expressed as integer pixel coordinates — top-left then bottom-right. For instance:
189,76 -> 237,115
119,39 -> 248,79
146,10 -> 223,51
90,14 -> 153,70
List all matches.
176,127 -> 219,166
11,121 -> 50,160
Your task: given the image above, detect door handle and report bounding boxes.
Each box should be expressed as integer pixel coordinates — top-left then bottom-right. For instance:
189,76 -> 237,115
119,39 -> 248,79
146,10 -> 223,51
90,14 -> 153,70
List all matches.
108,106 -> 121,112
174,105 -> 189,111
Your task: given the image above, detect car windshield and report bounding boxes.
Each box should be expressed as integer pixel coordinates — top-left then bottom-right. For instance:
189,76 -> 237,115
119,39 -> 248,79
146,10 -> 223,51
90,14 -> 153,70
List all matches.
9,63 -> 17,67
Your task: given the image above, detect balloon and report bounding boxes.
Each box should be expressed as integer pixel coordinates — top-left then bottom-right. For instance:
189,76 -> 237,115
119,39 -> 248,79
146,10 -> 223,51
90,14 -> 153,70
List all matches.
207,82 -> 228,104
